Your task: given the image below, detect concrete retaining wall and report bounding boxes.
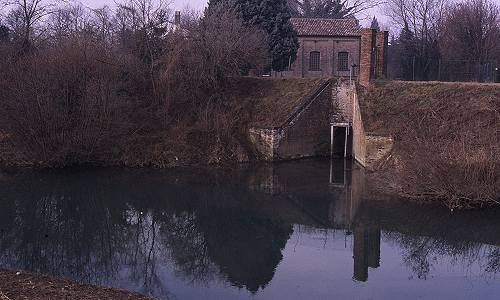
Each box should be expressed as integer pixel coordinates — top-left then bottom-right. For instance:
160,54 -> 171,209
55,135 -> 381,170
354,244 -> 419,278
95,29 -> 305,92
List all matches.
352,84 -> 367,166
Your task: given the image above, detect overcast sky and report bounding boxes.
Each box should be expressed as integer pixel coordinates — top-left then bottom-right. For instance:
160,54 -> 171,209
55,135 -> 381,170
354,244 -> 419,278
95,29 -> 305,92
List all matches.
28,0 -> 500,31
81,0 -> 385,26
82,0 -> 208,11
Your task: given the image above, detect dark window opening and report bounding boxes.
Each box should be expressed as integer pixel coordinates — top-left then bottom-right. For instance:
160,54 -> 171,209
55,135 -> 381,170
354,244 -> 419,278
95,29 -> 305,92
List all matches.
338,52 -> 349,71
309,51 -> 321,71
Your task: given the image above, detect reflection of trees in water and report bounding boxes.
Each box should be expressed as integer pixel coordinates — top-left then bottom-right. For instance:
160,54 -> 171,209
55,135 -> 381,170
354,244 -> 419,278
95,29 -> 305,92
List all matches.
124,210 -> 172,297
0,170 -> 293,296
160,212 -> 218,283
383,231 -> 500,280
159,206 -> 293,293
0,187 -> 173,298
201,208 -> 292,293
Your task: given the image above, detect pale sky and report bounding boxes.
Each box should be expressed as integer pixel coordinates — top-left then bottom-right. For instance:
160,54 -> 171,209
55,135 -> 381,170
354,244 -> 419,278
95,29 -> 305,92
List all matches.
81,0 -> 385,26
17,0 -> 500,34
82,0 -> 208,11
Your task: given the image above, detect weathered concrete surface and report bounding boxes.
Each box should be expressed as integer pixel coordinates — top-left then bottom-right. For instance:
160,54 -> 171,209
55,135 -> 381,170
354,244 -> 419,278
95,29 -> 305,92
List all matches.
248,128 -> 281,161
249,80 -> 332,160
248,79 -> 379,164
276,81 -> 332,159
352,84 -> 367,166
331,79 -> 354,124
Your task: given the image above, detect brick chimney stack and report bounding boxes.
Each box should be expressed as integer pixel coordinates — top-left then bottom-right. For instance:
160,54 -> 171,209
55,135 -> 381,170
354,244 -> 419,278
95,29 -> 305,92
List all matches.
359,28 -> 376,87
376,31 -> 389,79
359,28 -> 389,87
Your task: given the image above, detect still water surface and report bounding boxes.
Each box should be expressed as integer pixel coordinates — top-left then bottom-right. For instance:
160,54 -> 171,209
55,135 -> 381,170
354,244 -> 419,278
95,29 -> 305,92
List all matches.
1,159 -> 500,299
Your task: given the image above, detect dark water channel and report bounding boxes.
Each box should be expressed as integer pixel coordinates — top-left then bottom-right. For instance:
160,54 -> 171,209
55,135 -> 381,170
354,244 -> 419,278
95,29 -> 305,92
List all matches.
1,159 -> 500,299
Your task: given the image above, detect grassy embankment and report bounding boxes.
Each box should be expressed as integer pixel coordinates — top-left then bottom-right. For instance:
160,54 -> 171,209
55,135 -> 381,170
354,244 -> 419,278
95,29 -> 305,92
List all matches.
361,81 -> 500,209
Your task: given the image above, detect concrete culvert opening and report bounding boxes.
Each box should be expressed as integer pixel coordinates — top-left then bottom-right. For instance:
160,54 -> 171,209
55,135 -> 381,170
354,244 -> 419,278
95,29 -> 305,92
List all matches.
330,123 -> 353,158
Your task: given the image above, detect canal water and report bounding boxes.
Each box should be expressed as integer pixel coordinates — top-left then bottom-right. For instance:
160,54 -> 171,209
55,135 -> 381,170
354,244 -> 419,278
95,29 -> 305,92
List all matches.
1,159 -> 500,299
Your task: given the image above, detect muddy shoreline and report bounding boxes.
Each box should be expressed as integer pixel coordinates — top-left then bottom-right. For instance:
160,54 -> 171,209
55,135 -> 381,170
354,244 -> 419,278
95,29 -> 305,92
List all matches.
0,269 -> 157,300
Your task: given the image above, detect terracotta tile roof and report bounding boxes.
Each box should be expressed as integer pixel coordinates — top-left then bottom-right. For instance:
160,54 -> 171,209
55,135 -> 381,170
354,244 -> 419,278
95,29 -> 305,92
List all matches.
290,18 -> 361,37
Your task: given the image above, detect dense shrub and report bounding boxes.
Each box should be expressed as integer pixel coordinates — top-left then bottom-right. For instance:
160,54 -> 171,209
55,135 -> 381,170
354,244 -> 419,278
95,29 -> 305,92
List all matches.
0,2 -> 270,167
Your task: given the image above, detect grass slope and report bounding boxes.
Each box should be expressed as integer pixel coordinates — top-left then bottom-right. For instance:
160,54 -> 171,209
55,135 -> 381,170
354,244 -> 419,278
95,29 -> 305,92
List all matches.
361,81 -> 500,209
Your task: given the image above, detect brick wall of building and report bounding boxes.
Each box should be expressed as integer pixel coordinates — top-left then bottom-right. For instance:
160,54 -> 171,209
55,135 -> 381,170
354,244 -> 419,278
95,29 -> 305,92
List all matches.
280,37 -> 361,78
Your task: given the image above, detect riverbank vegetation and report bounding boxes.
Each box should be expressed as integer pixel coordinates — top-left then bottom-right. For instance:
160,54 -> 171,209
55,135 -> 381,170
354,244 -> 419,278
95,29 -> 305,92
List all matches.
362,81 -> 500,209
0,0 -> 295,167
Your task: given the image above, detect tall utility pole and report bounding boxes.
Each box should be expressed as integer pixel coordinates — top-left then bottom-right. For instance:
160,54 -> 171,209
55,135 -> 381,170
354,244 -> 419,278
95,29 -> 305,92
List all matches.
412,56 -> 416,81
438,59 -> 441,81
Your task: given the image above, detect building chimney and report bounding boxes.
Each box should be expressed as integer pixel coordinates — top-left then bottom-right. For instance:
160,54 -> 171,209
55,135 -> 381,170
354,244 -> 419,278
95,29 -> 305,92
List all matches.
359,28 -> 377,87
174,11 -> 181,29
376,31 -> 389,79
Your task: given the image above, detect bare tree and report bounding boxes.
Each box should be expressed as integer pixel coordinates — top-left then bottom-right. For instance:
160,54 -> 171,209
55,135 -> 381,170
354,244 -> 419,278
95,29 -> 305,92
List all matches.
385,0 -> 447,42
47,3 -> 90,41
440,0 -> 500,63
92,6 -> 116,42
163,5 -> 269,105
3,0 -> 58,47
385,0 -> 447,79
115,0 -> 171,104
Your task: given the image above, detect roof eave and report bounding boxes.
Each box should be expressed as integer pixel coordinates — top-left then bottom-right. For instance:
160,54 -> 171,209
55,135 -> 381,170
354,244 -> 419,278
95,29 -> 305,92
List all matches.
296,34 -> 362,38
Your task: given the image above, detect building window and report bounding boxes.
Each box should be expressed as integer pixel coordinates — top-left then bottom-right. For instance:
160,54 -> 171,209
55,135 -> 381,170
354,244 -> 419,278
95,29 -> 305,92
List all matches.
309,51 -> 321,71
338,52 -> 349,71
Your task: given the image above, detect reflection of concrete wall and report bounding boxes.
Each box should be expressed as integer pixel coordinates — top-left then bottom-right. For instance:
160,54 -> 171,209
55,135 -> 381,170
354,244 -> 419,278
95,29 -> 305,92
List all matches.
353,225 -> 381,282
329,161 -> 365,228
247,164 -> 285,195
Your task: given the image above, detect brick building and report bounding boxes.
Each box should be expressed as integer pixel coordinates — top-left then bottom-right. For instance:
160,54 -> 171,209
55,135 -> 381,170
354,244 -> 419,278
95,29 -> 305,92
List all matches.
280,18 -> 389,86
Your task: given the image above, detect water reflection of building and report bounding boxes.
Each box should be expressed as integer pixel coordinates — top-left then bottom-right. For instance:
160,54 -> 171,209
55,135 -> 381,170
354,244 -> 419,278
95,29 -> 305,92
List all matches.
328,159 -> 381,282
353,225 -> 381,282
245,158 -> 382,282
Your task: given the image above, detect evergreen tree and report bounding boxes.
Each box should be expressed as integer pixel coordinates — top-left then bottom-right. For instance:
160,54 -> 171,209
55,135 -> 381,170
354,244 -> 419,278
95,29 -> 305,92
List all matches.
291,0 -> 366,19
399,23 -> 417,80
207,0 -> 299,72
0,25 -> 9,43
370,16 -> 380,31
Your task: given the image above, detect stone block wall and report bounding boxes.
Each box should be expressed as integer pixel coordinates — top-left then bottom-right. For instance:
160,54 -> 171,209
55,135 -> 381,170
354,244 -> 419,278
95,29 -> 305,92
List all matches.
248,128 -> 281,161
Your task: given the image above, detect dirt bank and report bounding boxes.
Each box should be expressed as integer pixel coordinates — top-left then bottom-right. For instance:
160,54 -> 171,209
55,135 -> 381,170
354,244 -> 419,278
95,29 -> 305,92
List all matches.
0,269 -> 156,300
361,81 -> 500,209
